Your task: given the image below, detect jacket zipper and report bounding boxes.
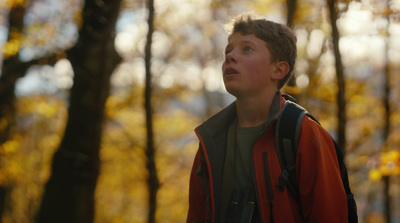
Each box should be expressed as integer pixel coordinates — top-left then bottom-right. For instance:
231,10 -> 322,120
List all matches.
263,152 -> 274,223
250,158 -> 260,222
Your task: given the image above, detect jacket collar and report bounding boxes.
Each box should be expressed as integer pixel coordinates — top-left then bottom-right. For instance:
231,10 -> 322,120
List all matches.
196,91 -> 284,139
195,101 -> 237,138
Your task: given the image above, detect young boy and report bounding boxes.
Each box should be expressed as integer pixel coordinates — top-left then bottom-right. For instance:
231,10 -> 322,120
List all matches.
187,13 -> 348,223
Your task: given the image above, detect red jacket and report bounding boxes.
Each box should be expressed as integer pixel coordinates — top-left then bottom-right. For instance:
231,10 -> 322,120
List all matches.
187,95 -> 348,223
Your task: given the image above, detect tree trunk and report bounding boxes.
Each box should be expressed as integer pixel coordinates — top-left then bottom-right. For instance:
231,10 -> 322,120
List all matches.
327,0 -> 346,155
1,3 -> 66,221
0,4 -> 27,222
36,0 -> 122,222
382,0 -> 391,221
286,0 -> 297,28
144,0 -> 160,223
285,0 -> 298,92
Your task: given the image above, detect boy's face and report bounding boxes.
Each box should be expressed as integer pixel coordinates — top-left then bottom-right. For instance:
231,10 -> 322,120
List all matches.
222,33 -> 279,98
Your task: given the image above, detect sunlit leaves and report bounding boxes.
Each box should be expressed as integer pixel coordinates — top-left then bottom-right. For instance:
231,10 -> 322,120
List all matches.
0,138 -> 19,155
368,150 -> 400,181
3,0 -> 28,8
380,150 -> 400,176
369,168 -> 381,181
0,135 -> 22,186
4,36 -> 21,58
251,0 -> 285,17
0,94 -> 67,222
1,0 -> 400,222
96,85 -> 200,223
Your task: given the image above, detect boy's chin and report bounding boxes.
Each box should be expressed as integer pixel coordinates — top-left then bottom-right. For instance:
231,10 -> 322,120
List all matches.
224,87 -> 240,97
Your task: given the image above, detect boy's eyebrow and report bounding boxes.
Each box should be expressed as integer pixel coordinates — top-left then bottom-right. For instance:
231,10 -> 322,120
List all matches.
228,40 -> 255,45
240,40 -> 255,44
225,40 -> 257,53
226,40 -> 256,48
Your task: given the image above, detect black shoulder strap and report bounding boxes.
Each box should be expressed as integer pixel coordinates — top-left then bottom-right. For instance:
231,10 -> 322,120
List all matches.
275,100 -> 309,201
276,96 -> 358,222
332,139 -> 359,223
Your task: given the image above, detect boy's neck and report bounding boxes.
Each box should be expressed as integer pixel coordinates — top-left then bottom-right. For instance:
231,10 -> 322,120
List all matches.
236,91 -> 278,127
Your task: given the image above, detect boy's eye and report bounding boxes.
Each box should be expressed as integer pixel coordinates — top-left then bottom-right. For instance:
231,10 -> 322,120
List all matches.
243,46 -> 253,52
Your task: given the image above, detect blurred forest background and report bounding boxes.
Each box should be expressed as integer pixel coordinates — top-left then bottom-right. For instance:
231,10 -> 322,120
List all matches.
0,0 -> 400,222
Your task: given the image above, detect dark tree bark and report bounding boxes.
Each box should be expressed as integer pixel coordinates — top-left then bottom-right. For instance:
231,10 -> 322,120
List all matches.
144,0 -> 160,223
327,0 -> 346,155
0,5 -> 25,153
1,3 -> 65,221
36,0 -> 122,222
0,4 -> 28,222
286,0 -> 297,28
0,187 -> 6,223
382,1 -> 392,222
285,0 -> 298,93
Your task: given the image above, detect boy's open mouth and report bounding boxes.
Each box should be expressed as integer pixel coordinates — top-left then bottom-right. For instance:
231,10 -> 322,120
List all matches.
224,67 -> 238,75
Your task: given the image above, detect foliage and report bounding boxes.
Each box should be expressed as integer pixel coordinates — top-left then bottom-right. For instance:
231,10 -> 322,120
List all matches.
0,95 -> 67,222
96,86 -> 200,223
0,0 -> 400,222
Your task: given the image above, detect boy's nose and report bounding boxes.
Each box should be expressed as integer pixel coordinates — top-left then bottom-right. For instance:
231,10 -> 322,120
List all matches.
225,52 -> 236,64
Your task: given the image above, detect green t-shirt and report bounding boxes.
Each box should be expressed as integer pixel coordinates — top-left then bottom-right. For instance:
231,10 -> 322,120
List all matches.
220,120 -> 264,222
220,92 -> 281,222
234,123 -> 265,190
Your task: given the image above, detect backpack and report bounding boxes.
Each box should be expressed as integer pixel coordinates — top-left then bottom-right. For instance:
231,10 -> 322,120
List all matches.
275,95 -> 358,223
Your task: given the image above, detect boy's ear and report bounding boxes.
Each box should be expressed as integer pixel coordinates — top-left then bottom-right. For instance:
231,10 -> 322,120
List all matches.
271,61 -> 290,80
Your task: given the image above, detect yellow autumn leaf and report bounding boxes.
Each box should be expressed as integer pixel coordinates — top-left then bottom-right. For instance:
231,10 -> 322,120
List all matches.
369,169 -> 381,181
4,39 -> 21,58
0,118 -> 8,131
39,134 -> 61,150
0,140 -> 19,154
